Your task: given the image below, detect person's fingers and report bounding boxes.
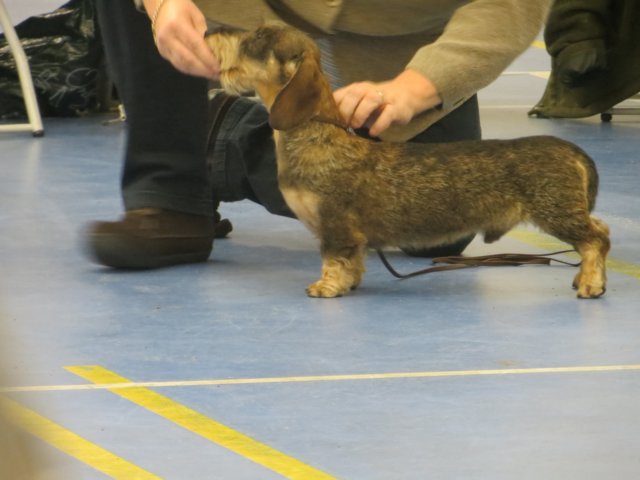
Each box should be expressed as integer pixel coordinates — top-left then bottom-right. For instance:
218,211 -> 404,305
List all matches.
189,3 -> 208,36
151,0 -> 219,78
368,105 -> 395,138
369,101 -> 415,137
159,39 -> 214,77
334,82 -> 386,128
334,88 -> 364,125
350,90 -> 385,129
332,86 -> 348,105
182,9 -> 220,76
333,84 -> 360,107
175,29 -> 220,77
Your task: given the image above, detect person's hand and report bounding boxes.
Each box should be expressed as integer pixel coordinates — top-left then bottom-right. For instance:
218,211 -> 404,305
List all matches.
143,0 -> 220,78
333,69 -> 442,137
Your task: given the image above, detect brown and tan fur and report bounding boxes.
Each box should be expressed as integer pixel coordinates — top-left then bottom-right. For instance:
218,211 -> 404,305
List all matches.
206,24 -> 610,299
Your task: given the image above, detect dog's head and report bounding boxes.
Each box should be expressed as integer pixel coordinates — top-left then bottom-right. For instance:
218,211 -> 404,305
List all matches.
206,24 -> 326,130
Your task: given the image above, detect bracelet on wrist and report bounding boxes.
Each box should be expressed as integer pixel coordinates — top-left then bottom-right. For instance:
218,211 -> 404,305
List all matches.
151,0 -> 168,36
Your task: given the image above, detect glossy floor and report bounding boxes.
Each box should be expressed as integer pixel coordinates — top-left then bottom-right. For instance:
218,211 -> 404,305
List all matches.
2,6 -> 640,480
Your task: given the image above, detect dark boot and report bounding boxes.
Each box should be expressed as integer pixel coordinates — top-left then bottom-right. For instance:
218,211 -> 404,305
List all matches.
85,209 -> 215,269
400,234 -> 476,258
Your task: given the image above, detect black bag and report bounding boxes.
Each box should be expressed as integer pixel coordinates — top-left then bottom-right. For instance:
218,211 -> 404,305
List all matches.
0,0 -> 106,118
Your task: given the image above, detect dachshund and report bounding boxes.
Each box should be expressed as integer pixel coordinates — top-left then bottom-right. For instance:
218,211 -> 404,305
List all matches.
206,23 -> 610,299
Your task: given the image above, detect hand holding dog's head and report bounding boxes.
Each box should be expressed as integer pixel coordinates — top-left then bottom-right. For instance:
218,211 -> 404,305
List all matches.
206,24 -> 325,130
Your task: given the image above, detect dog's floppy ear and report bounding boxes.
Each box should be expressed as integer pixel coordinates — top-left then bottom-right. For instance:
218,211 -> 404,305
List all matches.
269,54 -> 322,131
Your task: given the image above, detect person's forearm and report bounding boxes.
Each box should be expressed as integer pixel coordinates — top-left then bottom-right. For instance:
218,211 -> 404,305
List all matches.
408,0 -> 553,110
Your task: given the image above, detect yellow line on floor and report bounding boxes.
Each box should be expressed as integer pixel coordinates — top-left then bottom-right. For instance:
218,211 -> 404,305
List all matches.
0,396 -> 160,479
65,365 -> 336,480
529,71 -> 550,80
4,363 -> 639,394
508,229 -> 640,280
532,40 -> 546,50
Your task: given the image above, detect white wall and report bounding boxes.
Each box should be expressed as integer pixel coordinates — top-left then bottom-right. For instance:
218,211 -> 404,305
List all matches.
3,0 -> 67,25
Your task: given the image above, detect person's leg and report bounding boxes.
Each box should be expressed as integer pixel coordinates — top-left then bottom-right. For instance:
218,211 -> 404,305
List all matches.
207,94 -> 294,218
401,95 -> 481,257
86,0 -> 217,269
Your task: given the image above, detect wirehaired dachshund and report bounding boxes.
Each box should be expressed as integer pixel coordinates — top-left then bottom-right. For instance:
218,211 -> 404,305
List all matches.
206,24 -> 610,299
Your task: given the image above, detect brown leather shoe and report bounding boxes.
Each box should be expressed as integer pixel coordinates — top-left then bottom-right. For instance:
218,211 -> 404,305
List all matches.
85,208 -> 216,269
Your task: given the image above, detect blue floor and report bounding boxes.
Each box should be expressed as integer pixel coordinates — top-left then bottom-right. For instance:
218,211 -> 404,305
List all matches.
1,18 -> 640,480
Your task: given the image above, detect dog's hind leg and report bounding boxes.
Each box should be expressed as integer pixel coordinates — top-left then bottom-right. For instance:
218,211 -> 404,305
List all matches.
306,232 -> 367,298
538,213 -> 610,298
570,216 -> 610,298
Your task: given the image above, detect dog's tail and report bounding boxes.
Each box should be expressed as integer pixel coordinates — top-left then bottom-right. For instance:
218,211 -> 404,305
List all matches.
553,137 -> 599,213
574,145 -> 599,213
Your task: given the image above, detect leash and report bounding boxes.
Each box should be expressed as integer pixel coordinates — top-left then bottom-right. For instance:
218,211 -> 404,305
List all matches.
376,249 -> 580,280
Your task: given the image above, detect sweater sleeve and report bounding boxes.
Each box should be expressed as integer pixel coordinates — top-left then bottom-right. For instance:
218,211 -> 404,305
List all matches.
406,0 -> 552,110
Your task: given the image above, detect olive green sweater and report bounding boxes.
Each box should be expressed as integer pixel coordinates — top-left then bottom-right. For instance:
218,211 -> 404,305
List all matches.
530,0 -> 640,119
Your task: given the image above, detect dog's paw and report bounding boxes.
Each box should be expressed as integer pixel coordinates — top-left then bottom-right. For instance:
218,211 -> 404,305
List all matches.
306,280 -> 346,298
576,282 -> 606,299
574,269 -> 606,299
572,271 -> 581,290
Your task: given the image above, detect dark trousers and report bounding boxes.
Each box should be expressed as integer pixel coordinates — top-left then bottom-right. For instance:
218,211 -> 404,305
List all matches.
96,0 -> 214,216
97,1 -> 481,220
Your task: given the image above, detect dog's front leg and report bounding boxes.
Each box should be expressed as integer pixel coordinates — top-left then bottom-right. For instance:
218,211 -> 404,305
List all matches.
306,236 -> 367,298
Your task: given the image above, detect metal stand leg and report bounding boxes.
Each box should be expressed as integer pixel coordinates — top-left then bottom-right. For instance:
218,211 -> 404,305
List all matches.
0,0 -> 44,137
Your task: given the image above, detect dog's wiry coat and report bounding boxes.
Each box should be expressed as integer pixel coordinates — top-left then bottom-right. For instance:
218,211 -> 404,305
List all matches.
206,24 -> 610,299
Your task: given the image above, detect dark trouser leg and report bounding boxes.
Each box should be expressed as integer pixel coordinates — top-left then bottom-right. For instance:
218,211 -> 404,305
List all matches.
209,96 -> 293,218
95,0 -> 213,216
